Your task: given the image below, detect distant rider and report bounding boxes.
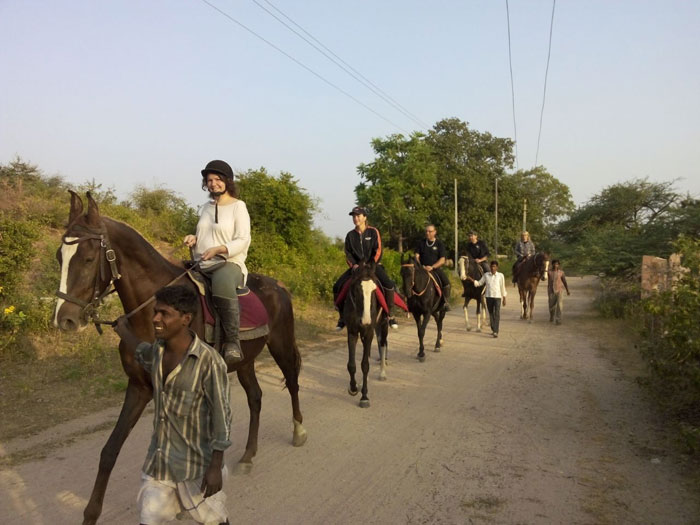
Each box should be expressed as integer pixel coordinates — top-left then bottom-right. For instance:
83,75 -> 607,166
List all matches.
464,230 -> 490,275
512,231 -> 536,284
414,224 -> 451,311
332,206 -> 399,331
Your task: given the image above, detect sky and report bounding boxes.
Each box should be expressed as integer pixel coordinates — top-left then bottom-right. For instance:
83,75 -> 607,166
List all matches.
1,0 -> 699,238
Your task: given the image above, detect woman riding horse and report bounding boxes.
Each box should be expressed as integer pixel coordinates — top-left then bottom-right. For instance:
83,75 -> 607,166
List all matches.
333,206 -> 398,331
183,159 -> 249,366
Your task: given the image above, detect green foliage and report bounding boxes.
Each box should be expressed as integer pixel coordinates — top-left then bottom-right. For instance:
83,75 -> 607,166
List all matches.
553,178 -> 697,276
356,118 -> 573,258
238,168 -> 318,250
639,237 -> 700,450
356,133 -> 440,252
0,215 -> 39,297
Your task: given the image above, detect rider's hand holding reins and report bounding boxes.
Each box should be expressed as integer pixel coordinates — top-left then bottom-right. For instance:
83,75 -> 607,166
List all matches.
201,245 -> 228,261
183,234 -> 196,247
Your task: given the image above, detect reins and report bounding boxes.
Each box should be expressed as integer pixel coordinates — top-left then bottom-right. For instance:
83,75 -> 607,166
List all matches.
401,263 -> 430,297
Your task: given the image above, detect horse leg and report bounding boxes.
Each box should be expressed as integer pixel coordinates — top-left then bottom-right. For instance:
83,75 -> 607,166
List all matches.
83,381 -> 151,525
377,320 -> 388,381
235,357 -> 263,467
359,329 -> 372,408
347,331 -> 359,396
266,333 -> 307,447
529,289 -> 536,322
476,299 -> 483,332
463,299 -> 471,331
519,289 -> 526,319
417,314 -> 430,362
433,309 -> 444,351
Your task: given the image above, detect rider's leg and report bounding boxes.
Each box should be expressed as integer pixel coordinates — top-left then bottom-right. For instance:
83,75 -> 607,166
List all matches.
211,263 -> 244,366
435,268 -> 451,310
333,269 -> 352,331
375,264 -> 398,329
512,258 -> 521,284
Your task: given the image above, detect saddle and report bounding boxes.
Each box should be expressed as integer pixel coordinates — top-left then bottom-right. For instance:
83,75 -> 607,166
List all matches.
185,265 -> 270,346
334,279 -> 409,313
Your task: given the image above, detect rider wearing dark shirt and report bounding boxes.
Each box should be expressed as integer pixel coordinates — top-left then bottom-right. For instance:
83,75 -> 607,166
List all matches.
415,224 -> 451,310
464,231 -> 490,274
333,206 -> 398,331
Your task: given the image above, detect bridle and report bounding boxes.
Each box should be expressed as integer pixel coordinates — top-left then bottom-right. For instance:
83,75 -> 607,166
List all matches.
55,222 -> 194,334
401,263 -> 430,298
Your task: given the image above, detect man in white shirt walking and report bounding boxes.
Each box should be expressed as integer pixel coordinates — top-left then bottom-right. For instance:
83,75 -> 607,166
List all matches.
466,260 -> 507,338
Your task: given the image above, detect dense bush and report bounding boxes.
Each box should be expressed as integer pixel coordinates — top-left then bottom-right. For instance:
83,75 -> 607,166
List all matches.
640,236 -> 700,451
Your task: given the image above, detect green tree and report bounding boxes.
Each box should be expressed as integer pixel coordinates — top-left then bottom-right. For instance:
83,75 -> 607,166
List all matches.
355,133 -> 439,252
237,168 -> 318,250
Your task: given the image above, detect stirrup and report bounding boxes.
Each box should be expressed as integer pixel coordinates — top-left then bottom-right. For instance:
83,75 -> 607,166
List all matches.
223,343 -> 242,366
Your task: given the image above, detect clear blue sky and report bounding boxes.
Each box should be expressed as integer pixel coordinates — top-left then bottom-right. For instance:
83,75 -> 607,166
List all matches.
2,1 -> 698,238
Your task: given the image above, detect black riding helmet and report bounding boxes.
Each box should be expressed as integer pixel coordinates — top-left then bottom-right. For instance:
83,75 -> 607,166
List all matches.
201,160 -> 234,180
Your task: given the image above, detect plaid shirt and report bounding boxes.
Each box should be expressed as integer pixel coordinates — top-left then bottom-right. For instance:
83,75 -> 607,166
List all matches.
136,332 -> 231,482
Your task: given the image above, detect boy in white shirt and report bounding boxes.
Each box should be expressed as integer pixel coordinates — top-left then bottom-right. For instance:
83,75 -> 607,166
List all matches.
466,260 -> 507,338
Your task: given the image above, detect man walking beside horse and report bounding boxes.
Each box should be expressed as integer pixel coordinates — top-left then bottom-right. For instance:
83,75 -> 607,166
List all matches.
114,285 -> 232,525
414,224 -> 451,310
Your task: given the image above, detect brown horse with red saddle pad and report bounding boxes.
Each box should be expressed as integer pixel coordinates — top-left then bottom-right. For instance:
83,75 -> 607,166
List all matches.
53,192 -> 306,525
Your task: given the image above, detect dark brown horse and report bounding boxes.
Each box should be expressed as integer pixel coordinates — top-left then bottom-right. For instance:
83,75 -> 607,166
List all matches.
400,257 -> 446,362
344,261 -> 388,407
458,254 -> 487,332
515,252 -> 550,321
53,192 -> 307,525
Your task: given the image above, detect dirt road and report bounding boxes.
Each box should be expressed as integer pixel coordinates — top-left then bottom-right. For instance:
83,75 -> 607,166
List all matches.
1,277 -> 698,524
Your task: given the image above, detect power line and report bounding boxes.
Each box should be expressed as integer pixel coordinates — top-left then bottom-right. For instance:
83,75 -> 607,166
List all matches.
198,0 -> 411,134
535,0 -> 556,167
505,0 -> 519,170
252,0 -> 431,130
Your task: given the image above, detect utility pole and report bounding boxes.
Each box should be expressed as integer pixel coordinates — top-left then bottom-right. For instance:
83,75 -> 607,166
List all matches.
454,178 -> 458,276
522,198 -> 527,232
494,177 -> 499,257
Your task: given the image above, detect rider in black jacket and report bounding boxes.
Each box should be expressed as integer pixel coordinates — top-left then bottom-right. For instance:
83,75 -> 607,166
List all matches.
332,207 -> 398,331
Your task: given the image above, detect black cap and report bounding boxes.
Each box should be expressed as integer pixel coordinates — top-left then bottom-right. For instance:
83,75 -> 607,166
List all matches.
349,206 -> 368,216
201,160 -> 234,180
468,230 -> 478,236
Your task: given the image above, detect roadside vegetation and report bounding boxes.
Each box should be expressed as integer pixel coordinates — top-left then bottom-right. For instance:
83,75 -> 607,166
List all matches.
551,178 -> 700,453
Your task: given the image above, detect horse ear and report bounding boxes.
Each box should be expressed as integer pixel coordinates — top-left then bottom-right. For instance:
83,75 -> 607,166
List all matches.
68,190 -> 84,223
86,192 -> 101,226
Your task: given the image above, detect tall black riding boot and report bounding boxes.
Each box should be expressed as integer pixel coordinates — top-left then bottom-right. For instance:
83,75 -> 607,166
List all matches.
442,283 -> 452,311
385,288 -> 398,329
213,295 -> 242,366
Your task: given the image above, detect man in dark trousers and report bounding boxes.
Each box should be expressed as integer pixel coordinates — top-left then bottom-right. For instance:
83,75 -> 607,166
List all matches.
466,260 -> 507,338
113,285 -> 232,525
464,231 -> 490,275
415,224 -> 451,310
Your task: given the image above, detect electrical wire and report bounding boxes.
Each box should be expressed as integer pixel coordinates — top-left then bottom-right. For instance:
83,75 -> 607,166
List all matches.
535,0 -> 556,167
505,0 -> 519,170
253,0 -> 431,129
198,0 -> 410,134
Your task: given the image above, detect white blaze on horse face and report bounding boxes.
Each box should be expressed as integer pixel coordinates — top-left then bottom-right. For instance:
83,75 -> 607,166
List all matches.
360,280 -> 377,325
53,237 -> 79,326
458,256 -> 467,280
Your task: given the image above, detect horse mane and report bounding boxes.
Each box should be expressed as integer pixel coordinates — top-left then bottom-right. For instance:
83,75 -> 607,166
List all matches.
101,216 -> 185,275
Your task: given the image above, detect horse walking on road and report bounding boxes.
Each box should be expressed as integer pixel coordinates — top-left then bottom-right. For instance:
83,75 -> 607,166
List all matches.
458,255 -> 487,332
400,257 -> 446,362
515,252 -> 550,321
53,192 -> 307,525
344,262 -> 388,407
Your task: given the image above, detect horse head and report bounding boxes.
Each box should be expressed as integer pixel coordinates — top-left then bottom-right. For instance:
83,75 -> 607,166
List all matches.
54,192 -> 120,332
349,261 -> 378,326
536,252 -> 550,280
399,254 -> 418,299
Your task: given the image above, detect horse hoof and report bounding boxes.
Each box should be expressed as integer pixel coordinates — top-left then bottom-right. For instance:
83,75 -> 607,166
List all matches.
476,328 -> 481,333
292,423 -> 308,447
379,374 -> 387,381
466,327 -> 472,332
359,399 -> 370,408
433,347 -> 441,353
233,461 -> 254,475
348,387 -> 359,396
417,355 -> 426,362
